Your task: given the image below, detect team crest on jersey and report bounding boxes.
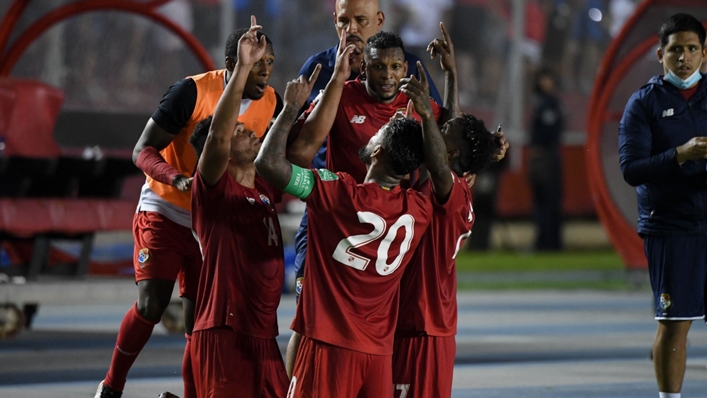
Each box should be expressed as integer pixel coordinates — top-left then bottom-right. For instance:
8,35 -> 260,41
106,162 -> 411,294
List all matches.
138,248 -> 150,264
259,193 -> 271,206
316,169 -> 339,181
295,277 -> 304,296
246,197 -> 256,205
659,293 -> 672,310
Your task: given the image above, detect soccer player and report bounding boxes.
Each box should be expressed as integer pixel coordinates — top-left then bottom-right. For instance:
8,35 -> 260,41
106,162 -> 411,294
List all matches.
619,13 -> 707,398
290,0 -> 442,351
284,30 -> 445,375
391,25 -> 504,397
187,18 -> 310,397
94,29 -> 282,398
255,67 -> 434,396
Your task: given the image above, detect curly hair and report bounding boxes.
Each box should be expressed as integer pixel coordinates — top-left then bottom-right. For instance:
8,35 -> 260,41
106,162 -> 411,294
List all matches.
381,117 -> 424,176
365,31 -> 405,58
190,115 -> 213,160
225,28 -> 273,60
456,114 -> 495,175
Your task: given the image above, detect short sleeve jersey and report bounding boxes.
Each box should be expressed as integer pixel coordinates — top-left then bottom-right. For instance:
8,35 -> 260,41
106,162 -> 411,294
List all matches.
191,171 -> 284,338
290,170 -> 433,355
397,175 -> 474,336
299,78 -> 442,183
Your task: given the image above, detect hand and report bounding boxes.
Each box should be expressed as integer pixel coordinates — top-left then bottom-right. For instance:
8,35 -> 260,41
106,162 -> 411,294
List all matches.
492,130 -> 509,162
284,64 -> 322,109
237,15 -> 267,67
676,137 -> 707,165
173,174 -> 193,192
399,61 -> 433,119
463,172 -> 476,189
333,29 -> 357,82
389,100 -> 414,123
427,22 -> 456,73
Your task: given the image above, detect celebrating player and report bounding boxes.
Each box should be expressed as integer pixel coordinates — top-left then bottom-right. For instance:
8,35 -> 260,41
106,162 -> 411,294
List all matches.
284,30 -> 446,375
95,27 -> 281,398
391,24 -> 506,398
186,17 -> 308,398
255,66 -> 434,397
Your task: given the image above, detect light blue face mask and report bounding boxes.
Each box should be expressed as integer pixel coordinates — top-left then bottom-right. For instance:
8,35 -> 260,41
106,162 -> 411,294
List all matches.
664,68 -> 702,89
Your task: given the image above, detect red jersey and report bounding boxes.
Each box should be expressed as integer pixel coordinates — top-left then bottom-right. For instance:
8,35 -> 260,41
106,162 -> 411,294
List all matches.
301,78 -> 442,182
291,170 -> 433,355
191,171 -> 284,338
397,174 -> 474,336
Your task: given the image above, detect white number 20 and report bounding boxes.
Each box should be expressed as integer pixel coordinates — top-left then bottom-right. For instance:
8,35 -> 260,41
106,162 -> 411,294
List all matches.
332,211 -> 415,276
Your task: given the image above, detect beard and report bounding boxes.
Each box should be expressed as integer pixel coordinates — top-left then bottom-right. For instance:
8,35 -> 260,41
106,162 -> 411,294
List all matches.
358,145 -> 373,166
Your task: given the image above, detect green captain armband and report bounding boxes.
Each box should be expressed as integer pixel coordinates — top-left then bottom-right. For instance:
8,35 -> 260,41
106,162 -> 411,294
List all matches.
284,164 -> 316,199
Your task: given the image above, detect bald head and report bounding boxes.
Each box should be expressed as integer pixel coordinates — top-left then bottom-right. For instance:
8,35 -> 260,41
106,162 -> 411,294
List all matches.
334,0 -> 385,69
333,0 -> 385,73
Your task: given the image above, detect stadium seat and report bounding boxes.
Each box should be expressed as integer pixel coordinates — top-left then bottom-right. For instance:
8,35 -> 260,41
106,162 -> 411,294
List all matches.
0,79 -> 139,279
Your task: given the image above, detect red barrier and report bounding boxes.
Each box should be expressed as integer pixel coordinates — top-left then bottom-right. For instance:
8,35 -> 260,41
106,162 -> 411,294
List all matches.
0,0 -> 215,76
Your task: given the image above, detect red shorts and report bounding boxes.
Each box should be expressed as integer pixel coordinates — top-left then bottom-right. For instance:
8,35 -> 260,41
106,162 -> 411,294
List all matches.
132,211 -> 202,298
191,328 -> 288,398
287,336 -> 392,398
392,334 -> 455,398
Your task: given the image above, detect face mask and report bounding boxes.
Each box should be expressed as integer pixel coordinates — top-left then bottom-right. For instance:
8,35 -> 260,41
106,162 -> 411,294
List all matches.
664,68 -> 702,89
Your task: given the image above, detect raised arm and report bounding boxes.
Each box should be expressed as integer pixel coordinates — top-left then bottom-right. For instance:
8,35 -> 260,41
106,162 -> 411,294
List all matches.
255,67 -> 321,190
286,30 -> 356,167
400,64 -> 453,200
428,22 -> 460,122
197,17 -> 265,186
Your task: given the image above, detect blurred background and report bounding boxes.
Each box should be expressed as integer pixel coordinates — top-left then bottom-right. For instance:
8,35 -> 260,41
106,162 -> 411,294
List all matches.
0,0 -> 640,266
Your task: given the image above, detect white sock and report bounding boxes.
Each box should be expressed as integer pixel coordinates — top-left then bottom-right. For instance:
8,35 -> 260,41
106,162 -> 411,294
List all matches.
659,393 -> 680,398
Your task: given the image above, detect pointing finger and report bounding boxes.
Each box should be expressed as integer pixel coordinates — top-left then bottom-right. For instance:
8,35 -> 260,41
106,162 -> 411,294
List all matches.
417,61 -> 427,85
308,63 -> 322,85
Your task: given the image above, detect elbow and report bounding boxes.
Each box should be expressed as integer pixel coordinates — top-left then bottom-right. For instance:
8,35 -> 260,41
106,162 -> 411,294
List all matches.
254,155 -> 267,174
132,145 -> 144,166
621,168 -> 641,187
254,155 -> 273,180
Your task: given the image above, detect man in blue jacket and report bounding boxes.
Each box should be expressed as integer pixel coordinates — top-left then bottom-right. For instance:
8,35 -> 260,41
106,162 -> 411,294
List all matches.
619,13 -> 707,398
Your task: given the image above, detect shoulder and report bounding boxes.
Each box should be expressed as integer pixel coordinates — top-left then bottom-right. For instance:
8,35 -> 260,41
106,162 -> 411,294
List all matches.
301,47 -> 336,70
190,69 -> 225,84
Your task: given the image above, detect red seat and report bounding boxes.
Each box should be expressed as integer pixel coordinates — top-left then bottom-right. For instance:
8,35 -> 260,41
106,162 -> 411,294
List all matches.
0,199 -> 53,237
96,199 -> 136,231
46,199 -> 102,234
0,78 -> 63,158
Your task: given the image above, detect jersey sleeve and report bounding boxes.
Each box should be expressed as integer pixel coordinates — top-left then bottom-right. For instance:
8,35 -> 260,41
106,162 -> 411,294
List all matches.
618,92 -> 682,186
433,174 -> 470,215
304,169 -> 354,213
151,78 -> 198,135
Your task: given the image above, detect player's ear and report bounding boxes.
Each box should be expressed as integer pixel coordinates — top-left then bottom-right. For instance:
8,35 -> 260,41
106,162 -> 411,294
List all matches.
225,57 -> 236,72
447,148 -> 460,162
360,60 -> 367,78
403,60 -> 408,77
656,47 -> 663,63
370,144 -> 382,160
376,11 -> 385,29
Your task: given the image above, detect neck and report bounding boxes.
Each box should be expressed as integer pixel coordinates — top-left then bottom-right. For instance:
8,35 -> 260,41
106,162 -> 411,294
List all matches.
363,165 -> 401,189
365,84 -> 398,105
227,162 -> 257,188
